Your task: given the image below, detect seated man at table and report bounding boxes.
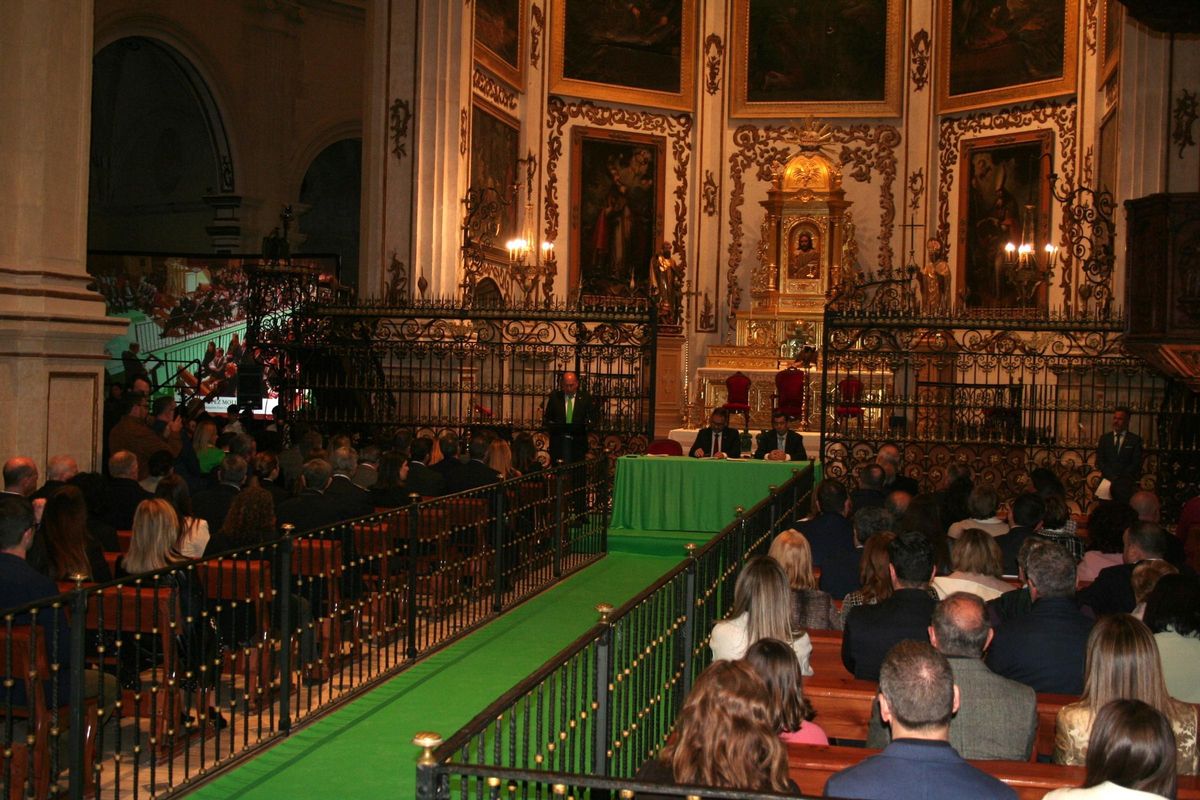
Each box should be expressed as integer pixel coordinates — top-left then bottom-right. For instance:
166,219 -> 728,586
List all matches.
753,410 -> 808,462
824,641 -> 1016,800
689,409 -> 741,459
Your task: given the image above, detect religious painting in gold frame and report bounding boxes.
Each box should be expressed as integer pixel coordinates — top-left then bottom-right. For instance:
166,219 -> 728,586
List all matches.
956,130 -> 1054,310
469,102 -> 522,254
781,217 -> 828,296
474,0 -> 526,91
568,128 -> 666,300
936,0 -> 1079,114
1099,0 -> 1122,85
730,0 -> 904,118
549,0 -> 696,112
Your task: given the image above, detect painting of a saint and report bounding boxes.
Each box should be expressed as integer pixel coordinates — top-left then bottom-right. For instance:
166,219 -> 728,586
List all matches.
550,0 -> 696,110
938,0 -> 1077,112
571,130 -> 665,297
787,230 -> 822,280
958,132 -> 1053,309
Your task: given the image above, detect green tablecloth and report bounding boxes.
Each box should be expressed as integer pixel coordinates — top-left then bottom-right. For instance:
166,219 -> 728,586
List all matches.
610,455 -> 817,532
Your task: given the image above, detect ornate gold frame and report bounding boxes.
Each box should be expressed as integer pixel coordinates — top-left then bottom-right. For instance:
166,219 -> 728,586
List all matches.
729,0 -> 905,118
1099,0 -> 1122,85
549,0 -> 697,112
936,0 -> 1079,114
474,0 -> 527,92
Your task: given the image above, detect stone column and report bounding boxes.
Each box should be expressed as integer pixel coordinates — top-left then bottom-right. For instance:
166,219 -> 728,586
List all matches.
360,0 -> 473,300
0,0 -> 127,470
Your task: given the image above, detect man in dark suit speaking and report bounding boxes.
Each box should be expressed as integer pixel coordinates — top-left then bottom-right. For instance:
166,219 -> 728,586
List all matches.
753,410 -> 808,462
543,371 -> 594,465
1096,405 -> 1142,503
689,408 -> 741,459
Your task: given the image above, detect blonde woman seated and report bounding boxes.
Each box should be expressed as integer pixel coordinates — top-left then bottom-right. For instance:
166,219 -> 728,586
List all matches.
1045,699 -> 1178,800
710,556 -> 812,676
947,485 -> 1010,539
1054,614 -> 1197,774
769,529 -> 841,631
485,439 -> 521,480
932,528 -> 1015,602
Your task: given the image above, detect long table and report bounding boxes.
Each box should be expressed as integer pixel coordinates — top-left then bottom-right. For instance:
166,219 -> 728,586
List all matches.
609,455 -> 815,532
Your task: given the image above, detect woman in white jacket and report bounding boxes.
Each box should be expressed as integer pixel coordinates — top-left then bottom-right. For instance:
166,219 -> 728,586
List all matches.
709,556 -> 812,676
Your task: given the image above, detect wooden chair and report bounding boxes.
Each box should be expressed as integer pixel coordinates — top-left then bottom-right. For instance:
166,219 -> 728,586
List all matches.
720,371 -> 752,432
1,626 -> 99,800
195,559 -> 274,710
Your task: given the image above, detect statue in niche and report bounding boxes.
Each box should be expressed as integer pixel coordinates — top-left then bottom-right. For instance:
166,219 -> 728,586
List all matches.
921,237 -> 952,314
651,243 -> 685,325
787,230 -> 821,280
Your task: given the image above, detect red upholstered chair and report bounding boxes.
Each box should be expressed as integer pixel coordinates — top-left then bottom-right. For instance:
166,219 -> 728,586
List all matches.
772,367 -> 807,425
720,371 -> 753,431
646,438 -> 684,456
835,377 -> 865,430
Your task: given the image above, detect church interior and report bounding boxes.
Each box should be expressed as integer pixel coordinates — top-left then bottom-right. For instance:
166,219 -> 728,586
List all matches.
2,0 -> 1200,798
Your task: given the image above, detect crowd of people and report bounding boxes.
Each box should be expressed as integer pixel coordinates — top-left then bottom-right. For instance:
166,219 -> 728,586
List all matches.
636,439 -> 1199,798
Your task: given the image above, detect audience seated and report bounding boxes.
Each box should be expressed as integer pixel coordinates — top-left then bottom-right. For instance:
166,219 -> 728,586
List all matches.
1046,699 -> 1179,800
840,531 -> 900,619
352,444 -> 381,490
884,489 -> 912,519
851,465 -> 887,512
325,446 -> 374,520
192,419 -> 224,477
986,537 -> 1042,626
948,484 -> 1010,540
876,443 -> 920,497
107,393 -> 183,480
31,454 -> 78,500
1079,522 -> 1171,618
1033,495 -> 1087,563
486,439 -> 520,480
511,432 -> 542,475
104,450 -> 153,530
898,493 -> 952,573
842,531 -> 937,681
987,542 -> 1094,694
1054,614 -> 1197,774
140,449 -> 175,494
634,660 -> 799,797
404,437 -> 445,497
370,450 -> 412,509
933,462 -> 974,531
769,529 -> 841,631
276,459 -> 344,533
432,433 -> 462,484
744,638 -> 828,745
710,556 -> 812,675
191,454 -> 247,534
995,493 -> 1044,575
797,479 -> 855,570
1078,502 -> 1138,585
824,641 -> 1016,800
933,528 -> 1015,602
1143,575 -> 1200,703
820,506 -> 892,601
40,485 -> 112,582
155,474 -> 210,559
209,484 -> 277,554
869,592 -> 1037,760
1130,560 -> 1177,620
253,452 -> 290,508
67,471 -> 120,551
446,435 -> 502,493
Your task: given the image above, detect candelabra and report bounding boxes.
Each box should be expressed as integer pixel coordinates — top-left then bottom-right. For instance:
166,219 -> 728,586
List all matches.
1003,204 -> 1058,306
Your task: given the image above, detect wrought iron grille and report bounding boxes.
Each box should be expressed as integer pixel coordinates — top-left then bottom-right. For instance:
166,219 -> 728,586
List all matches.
417,467 -> 816,800
276,298 -> 657,457
817,307 -> 1200,517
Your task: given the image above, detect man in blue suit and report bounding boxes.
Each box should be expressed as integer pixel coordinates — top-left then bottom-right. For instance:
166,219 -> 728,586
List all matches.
797,479 -> 855,571
825,640 -> 1016,800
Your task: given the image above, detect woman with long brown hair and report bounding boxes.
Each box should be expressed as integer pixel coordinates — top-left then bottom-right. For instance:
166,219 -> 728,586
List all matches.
155,474 -> 209,558
41,486 -> 112,582
744,638 -> 828,745
1054,614 -> 1197,774
634,659 -> 798,796
710,556 -> 812,675
769,529 -> 841,630
840,531 -> 898,620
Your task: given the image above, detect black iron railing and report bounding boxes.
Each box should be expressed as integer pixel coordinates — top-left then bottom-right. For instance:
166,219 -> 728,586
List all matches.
0,459 -> 609,800
415,465 -> 815,800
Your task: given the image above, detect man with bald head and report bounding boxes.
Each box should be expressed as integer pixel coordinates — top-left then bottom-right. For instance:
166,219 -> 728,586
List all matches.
2,457 -> 39,498
544,371 -> 595,465
104,451 -> 152,530
32,455 -> 78,500
868,592 -> 1037,760
877,443 -> 919,496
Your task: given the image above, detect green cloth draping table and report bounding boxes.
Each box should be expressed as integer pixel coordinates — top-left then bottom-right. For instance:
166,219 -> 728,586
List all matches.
609,455 -> 818,532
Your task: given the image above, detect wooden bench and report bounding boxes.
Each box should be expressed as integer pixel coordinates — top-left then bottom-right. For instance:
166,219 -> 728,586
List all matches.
787,743 -> 1200,800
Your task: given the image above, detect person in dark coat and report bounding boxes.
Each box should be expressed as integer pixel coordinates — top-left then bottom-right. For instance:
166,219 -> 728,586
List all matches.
987,541 -> 1094,695
820,506 -> 894,600
850,464 -> 888,513
796,479 -> 855,570
752,410 -> 808,462
446,435 -> 502,493
275,460 -> 345,534
688,409 -> 741,459
431,433 -> 463,485
190,454 -> 246,534
994,493 -> 1043,575
544,371 -> 596,465
842,531 -> 938,681
324,446 -> 374,520
104,450 -> 152,530
404,437 -> 445,497
1095,406 -> 1143,504
1077,521 -> 1171,618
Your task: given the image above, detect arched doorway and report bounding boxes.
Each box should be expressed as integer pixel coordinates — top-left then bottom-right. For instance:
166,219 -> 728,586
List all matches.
299,139 -> 362,289
88,37 -> 233,252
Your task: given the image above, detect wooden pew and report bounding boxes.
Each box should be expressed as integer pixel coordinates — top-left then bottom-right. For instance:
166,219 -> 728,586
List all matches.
787,744 -> 1200,800
808,630 -> 853,682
